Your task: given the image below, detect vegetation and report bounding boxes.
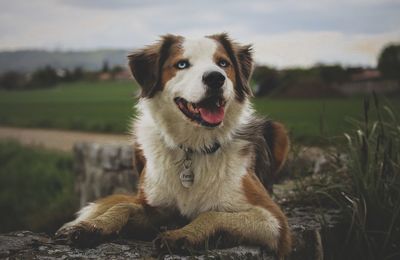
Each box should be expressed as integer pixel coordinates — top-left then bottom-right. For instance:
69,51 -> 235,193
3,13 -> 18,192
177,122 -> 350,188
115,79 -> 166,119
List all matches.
0,81 -> 136,133
0,66 -> 86,90
337,95 -> 400,259
378,44 -> 400,80
0,141 -> 78,234
0,81 -> 399,144
0,62 -> 126,90
252,64 -> 361,98
292,94 -> 400,259
0,49 -> 128,74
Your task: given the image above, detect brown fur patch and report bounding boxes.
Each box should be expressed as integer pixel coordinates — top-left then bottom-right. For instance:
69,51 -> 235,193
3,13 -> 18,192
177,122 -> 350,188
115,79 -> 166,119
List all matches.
242,172 -> 292,256
213,43 -> 237,87
128,35 -> 183,98
136,168 -> 149,206
160,41 -> 184,86
269,122 -> 290,173
208,33 -> 253,102
84,194 -> 145,223
134,145 -> 146,176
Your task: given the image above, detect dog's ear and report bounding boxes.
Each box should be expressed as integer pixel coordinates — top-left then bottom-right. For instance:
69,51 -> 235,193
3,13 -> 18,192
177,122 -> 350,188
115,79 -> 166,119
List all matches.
128,35 -> 179,98
209,33 -> 254,102
237,44 -> 253,84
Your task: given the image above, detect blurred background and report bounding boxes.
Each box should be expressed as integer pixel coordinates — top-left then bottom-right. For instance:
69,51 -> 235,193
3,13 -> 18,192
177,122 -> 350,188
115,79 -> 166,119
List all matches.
0,0 -> 399,257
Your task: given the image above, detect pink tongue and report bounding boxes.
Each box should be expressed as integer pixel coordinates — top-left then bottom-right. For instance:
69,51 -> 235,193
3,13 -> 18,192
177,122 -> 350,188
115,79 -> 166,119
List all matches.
198,107 -> 225,124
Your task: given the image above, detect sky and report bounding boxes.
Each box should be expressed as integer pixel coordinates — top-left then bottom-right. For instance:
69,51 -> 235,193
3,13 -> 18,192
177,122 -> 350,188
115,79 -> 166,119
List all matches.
1,0 -> 399,68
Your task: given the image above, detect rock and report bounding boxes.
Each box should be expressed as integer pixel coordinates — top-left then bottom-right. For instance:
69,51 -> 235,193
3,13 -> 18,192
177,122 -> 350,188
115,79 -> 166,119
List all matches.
0,231 -> 270,259
288,146 -> 346,174
73,142 -> 138,207
0,203 -> 342,259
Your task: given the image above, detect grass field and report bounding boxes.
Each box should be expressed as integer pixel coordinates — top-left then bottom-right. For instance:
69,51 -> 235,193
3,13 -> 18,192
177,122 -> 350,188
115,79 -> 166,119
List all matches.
0,81 -> 399,144
0,141 -> 77,233
0,81 -> 136,133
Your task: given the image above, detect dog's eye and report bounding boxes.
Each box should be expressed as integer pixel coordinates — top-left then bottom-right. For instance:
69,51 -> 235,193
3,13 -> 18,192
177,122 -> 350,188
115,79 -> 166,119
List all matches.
176,60 -> 190,70
218,59 -> 229,68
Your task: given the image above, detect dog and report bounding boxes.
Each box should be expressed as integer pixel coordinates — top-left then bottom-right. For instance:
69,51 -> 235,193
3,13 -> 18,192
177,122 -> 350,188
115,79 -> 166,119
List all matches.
55,33 -> 292,257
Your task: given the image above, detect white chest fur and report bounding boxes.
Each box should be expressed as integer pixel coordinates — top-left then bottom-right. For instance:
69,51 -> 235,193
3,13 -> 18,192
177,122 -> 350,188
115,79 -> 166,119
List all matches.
134,109 -> 253,219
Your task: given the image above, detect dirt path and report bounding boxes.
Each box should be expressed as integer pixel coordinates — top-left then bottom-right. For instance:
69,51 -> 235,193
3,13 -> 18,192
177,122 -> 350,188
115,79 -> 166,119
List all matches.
0,126 -> 130,152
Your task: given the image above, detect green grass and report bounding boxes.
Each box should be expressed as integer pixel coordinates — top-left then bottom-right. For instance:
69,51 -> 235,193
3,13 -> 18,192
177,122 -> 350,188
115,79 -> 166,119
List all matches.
0,141 -> 78,233
255,97 -> 362,142
337,97 -> 400,259
0,81 -> 399,144
291,95 -> 400,259
0,81 -> 137,133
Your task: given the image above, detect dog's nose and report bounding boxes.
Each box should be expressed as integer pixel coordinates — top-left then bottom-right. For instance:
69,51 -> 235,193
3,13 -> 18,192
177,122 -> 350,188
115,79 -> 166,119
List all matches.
202,71 -> 226,89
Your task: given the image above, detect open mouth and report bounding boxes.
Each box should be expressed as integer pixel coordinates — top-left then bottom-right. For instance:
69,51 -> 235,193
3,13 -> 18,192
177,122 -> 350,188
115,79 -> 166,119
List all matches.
174,96 -> 226,127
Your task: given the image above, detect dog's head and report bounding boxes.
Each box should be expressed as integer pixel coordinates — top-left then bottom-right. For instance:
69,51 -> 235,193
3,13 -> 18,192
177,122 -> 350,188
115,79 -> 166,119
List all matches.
129,33 -> 253,148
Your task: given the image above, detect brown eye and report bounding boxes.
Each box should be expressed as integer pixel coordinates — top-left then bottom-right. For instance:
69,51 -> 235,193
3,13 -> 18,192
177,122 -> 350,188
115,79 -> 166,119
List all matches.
218,59 -> 229,68
176,60 -> 190,69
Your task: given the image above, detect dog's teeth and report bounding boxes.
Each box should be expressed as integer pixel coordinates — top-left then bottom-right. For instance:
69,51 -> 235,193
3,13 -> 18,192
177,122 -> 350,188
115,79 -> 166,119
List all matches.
191,103 -> 199,113
188,103 -> 195,112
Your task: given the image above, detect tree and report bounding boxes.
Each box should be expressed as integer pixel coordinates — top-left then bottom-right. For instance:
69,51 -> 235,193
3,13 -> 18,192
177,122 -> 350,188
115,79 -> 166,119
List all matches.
252,66 -> 280,96
29,66 -> 59,88
102,60 -> 109,73
0,71 -> 27,90
316,64 -> 348,84
377,44 -> 400,80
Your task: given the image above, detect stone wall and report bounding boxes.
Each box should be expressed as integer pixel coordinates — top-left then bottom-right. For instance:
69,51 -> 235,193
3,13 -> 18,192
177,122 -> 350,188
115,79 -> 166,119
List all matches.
73,142 -> 139,207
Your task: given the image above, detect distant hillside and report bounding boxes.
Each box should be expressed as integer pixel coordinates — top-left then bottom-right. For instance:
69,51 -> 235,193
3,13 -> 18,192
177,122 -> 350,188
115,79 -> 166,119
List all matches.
0,49 -> 131,73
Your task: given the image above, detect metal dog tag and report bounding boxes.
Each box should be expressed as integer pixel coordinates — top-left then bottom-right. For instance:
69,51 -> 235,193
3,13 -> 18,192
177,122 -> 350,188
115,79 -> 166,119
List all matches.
180,168 -> 194,188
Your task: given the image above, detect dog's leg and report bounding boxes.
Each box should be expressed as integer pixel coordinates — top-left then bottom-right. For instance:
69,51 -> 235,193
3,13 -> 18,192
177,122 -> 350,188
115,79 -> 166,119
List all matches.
55,194 -> 163,247
154,207 -> 291,258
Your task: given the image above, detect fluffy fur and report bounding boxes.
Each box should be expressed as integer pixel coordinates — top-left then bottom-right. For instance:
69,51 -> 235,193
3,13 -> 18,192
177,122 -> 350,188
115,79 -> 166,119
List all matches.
56,33 -> 292,258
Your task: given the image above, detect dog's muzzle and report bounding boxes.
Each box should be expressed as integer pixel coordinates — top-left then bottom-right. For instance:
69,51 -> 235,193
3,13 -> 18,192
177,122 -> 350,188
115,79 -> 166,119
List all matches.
174,95 -> 226,128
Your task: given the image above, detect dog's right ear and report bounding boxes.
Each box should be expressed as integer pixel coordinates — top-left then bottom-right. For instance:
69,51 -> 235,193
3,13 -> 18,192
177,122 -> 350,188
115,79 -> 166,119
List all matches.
128,43 -> 160,97
128,35 -> 179,98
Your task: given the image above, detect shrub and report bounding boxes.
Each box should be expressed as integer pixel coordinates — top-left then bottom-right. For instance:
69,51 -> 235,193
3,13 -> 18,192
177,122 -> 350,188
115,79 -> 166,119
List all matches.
339,94 -> 400,259
0,141 -> 78,233
291,94 -> 400,259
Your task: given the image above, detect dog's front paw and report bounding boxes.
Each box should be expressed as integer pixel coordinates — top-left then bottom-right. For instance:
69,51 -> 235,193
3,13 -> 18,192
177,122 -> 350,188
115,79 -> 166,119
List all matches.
153,229 -> 198,253
54,221 -> 109,248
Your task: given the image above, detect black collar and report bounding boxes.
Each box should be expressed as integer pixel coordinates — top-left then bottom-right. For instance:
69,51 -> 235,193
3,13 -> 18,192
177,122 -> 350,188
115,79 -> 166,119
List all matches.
179,142 -> 221,155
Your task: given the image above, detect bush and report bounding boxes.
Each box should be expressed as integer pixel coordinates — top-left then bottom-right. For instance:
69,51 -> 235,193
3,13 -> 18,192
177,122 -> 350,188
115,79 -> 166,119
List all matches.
378,44 -> 400,80
29,66 -> 60,88
290,94 -> 400,259
0,141 -> 78,233
0,71 -> 28,90
338,94 -> 400,259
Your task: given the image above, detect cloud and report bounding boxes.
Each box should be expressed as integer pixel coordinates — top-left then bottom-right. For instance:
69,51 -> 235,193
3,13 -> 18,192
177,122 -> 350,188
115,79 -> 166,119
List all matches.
251,30 -> 400,67
0,0 -> 399,67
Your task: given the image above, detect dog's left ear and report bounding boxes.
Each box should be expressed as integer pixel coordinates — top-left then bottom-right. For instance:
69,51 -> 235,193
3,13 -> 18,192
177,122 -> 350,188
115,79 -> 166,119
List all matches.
209,33 -> 254,101
236,44 -> 253,85
128,35 -> 179,98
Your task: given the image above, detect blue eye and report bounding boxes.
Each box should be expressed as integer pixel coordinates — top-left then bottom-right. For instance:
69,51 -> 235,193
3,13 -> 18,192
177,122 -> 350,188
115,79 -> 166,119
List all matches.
176,60 -> 190,69
218,59 -> 229,68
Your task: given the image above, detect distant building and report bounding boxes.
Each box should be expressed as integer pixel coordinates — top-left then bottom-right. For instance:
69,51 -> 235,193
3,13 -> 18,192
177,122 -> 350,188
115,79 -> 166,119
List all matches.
114,69 -> 132,81
350,69 -> 381,81
98,72 -> 112,81
98,69 -> 132,81
333,69 -> 399,95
